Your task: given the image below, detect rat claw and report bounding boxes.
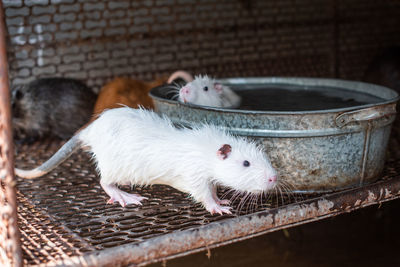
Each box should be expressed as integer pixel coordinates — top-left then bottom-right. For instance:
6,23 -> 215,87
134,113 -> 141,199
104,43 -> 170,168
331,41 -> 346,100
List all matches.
101,182 -> 147,207
205,203 -> 232,215
135,195 -> 148,202
222,207 -> 232,214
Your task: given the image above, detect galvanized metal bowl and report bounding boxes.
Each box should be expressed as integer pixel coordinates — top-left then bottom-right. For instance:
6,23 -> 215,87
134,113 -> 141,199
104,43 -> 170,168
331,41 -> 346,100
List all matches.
150,77 -> 399,193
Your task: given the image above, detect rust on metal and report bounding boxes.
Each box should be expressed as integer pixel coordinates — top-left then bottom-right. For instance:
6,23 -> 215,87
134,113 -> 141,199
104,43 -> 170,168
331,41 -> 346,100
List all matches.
33,174 -> 400,267
0,1 -> 22,267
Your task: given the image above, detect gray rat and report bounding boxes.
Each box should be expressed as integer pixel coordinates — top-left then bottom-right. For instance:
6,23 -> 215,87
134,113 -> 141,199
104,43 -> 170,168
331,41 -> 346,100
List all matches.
11,77 -> 97,142
15,107 -> 277,215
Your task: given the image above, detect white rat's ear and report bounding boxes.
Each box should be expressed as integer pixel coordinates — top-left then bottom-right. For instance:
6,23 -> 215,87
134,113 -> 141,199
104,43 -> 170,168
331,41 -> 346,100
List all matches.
214,83 -> 223,94
217,144 -> 232,160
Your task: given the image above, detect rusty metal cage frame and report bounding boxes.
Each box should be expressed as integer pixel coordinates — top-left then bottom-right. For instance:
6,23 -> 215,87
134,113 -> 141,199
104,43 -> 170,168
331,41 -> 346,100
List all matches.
0,1 -> 22,266
1,1 -> 400,266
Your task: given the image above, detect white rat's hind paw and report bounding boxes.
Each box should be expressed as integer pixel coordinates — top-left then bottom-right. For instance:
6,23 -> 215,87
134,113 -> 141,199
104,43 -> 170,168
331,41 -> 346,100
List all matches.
107,191 -> 147,207
101,180 -> 147,207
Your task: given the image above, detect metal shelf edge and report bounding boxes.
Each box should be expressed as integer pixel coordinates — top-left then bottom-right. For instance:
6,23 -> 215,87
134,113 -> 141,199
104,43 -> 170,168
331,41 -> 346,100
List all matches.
38,176 -> 400,267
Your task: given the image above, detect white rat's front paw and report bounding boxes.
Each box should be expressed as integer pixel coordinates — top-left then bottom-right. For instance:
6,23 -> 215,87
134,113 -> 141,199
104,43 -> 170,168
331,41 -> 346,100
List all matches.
204,201 -> 232,215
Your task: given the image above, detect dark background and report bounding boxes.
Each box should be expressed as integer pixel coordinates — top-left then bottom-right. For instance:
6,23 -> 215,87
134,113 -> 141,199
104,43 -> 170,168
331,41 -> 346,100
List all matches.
150,198 -> 400,267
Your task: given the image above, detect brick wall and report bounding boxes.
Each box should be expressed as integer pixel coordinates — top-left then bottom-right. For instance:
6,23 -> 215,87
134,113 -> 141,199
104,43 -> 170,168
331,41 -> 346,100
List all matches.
2,0 -> 400,92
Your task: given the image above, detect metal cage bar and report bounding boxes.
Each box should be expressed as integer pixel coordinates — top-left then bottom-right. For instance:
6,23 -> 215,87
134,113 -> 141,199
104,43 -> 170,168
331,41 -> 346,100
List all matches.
0,1 -> 22,266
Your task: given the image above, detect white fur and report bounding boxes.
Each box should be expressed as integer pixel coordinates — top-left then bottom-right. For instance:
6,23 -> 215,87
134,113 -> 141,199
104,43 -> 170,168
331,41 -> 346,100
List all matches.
16,107 -> 276,213
80,108 -> 275,203
178,75 -> 242,108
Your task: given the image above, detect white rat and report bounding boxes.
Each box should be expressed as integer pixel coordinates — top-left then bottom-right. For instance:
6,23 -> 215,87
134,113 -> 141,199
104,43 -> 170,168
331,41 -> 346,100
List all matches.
177,75 -> 242,108
15,107 -> 277,215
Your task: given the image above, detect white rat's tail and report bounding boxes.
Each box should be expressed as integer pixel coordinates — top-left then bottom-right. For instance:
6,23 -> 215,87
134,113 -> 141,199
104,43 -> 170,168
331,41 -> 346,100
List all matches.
167,70 -> 194,84
15,134 -> 82,179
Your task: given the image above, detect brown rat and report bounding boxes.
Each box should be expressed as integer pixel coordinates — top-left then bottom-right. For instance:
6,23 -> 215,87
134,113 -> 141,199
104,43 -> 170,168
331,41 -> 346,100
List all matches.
93,77 -> 163,114
11,77 -> 96,142
93,71 -> 194,117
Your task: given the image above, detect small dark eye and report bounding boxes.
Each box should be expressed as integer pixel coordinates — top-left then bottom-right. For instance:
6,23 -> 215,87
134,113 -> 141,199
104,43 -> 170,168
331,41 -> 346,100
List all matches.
243,160 -> 250,167
203,86 -> 208,91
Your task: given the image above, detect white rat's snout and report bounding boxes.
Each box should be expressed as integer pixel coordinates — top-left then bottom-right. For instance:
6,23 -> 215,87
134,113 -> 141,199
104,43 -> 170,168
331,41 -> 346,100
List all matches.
247,163 -> 278,193
250,170 -> 277,193
268,175 -> 277,184
179,86 -> 192,103
266,174 -> 277,190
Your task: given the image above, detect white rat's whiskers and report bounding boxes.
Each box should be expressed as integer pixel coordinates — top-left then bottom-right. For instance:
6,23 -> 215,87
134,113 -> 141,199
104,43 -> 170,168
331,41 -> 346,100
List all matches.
237,192 -> 252,214
244,194 -> 252,214
241,192 -> 273,214
245,193 -> 254,214
170,94 -> 179,100
274,187 -> 279,207
226,187 -> 290,215
220,188 -> 235,200
278,180 -> 301,203
273,184 -> 284,207
228,190 -> 243,205
218,181 -> 297,215
266,179 -> 298,207
278,187 -> 285,206
264,190 -> 273,204
279,180 -> 296,192
163,83 -> 181,100
235,192 -> 265,214
250,193 -> 259,213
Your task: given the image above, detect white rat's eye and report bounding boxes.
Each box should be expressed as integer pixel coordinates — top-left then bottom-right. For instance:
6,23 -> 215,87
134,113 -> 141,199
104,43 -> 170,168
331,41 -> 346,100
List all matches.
243,160 -> 250,167
203,86 -> 208,92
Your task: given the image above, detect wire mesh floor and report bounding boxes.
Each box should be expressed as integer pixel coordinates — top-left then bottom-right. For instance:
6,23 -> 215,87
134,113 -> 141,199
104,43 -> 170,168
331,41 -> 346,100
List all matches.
14,139 -> 298,265
14,123 -> 400,266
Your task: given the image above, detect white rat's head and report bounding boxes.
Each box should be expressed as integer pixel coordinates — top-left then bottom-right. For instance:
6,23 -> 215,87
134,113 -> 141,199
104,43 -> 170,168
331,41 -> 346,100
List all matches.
211,138 -> 277,194
179,75 -> 224,107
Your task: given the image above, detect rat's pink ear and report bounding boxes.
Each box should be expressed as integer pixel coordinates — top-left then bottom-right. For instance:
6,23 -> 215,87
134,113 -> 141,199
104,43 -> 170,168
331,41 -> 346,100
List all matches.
217,144 -> 232,160
214,83 -> 223,94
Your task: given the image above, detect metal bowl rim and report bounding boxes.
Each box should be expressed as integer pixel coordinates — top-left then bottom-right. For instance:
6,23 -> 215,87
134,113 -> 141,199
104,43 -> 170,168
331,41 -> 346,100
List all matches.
150,77 -> 399,115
